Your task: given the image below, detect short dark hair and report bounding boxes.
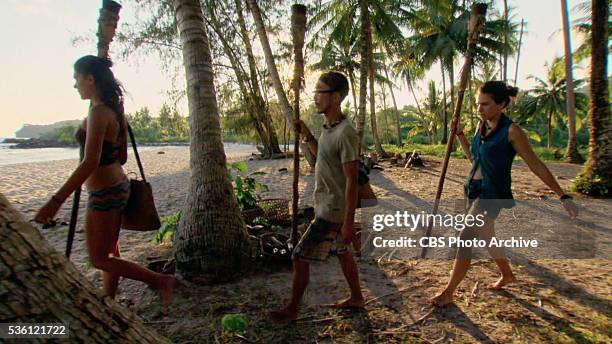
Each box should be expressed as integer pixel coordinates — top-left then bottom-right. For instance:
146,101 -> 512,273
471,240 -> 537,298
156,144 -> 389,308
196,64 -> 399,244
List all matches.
318,71 -> 349,100
479,80 -> 519,108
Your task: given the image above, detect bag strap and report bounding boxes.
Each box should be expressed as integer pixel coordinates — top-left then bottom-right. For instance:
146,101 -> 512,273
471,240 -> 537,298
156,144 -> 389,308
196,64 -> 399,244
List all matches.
127,124 -> 147,183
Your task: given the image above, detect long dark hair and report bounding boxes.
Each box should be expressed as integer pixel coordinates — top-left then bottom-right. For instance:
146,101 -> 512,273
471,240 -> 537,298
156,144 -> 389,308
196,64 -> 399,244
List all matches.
479,81 -> 519,108
74,55 -> 125,132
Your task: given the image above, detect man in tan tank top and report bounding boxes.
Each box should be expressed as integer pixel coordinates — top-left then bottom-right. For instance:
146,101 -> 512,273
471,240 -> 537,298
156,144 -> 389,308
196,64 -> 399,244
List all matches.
269,72 -> 364,323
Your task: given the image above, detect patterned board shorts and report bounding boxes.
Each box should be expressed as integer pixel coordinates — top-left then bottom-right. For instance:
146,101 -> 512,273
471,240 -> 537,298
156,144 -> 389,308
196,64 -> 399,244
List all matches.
292,217 -> 350,261
87,176 -> 130,211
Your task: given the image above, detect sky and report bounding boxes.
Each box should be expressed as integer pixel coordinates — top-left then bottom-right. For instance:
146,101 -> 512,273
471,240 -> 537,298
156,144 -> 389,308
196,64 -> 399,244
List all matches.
0,0 -> 606,138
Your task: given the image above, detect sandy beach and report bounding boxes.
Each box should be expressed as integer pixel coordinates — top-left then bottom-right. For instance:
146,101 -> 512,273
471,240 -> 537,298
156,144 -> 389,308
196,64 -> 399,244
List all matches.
2,147 -> 610,343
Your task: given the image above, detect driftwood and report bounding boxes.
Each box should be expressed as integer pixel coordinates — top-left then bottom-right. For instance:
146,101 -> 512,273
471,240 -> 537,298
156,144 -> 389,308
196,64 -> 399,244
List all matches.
0,193 -> 170,343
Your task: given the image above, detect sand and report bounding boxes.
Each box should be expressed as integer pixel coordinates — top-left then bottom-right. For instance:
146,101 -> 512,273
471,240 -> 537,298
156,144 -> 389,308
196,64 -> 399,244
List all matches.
1,147 -> 610,343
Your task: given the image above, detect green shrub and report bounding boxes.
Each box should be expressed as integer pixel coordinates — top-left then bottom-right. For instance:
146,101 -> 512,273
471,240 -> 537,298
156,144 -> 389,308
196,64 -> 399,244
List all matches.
572,172 -> 611,197
153,211 -> 182,245
221,314 -> 248,332
228,162 -> 268,210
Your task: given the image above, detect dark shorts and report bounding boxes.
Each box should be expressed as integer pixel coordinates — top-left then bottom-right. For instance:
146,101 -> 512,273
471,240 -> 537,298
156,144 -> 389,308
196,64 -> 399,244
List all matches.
465,179 -> 502,219
87,176 -> 130,211
292,218 -> 349,261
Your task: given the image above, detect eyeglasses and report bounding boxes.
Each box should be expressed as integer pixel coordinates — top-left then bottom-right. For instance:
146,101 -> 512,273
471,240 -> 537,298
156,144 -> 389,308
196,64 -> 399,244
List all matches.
315,88 -> 338,94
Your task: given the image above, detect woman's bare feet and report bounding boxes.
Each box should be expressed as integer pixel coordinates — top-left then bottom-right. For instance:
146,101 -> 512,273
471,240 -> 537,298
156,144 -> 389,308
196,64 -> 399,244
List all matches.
158,275 -> 175,315
268,306 -> 298,324
429,291 -> 454,307
328,297 -> 365,309
488,274 -> 517,290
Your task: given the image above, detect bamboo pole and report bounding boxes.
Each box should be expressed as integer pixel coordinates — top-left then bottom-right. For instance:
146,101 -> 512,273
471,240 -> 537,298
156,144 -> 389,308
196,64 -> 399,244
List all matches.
66,0 -> 122,258
420,3 -> 488,259
290,4 -> 307,247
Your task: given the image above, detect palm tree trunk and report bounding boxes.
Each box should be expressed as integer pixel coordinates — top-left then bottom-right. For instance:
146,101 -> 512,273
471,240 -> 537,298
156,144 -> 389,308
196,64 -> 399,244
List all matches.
579,0 -> 611,194
0,193 -> 170,343
503,0 -> 509,82
369,66 -> 385,155
235,0 -> 282,156
561,0 -> 583,163
206,7 -> 272,156
359,0 -> 385,156
440,61 -> 447,145
246,0 -> 294,126
383,66 -> 402,146
514,18 -> 525,86
357,0 -> 368,152
348,68 -> 359,118
173,0 -> 251,279
548,111 -> 553,149
381,84 -> 390,144
448,62 -> 457,150
408,78 -> 426,118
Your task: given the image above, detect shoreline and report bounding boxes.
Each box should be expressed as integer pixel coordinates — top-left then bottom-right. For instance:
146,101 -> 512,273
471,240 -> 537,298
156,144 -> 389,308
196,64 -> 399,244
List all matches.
2,138 -> 257,149
0,142 -> 258,166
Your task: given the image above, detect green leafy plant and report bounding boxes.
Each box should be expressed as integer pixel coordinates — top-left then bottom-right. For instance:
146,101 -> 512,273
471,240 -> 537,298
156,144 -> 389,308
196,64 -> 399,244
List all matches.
221,313 -> 248,332
252,216 -> 271,227
572,173 -> 611,197
228,162 -> 268,210
153,211 -> 182,245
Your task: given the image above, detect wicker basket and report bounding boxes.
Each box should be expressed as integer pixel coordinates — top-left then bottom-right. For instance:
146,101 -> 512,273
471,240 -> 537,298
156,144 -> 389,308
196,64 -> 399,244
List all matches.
241,198 -> 291,225
241,206 -> 264,225
258,198 -> 291,224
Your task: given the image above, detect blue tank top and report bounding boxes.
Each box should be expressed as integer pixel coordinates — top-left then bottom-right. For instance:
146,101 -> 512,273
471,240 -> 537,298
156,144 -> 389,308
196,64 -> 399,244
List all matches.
468,114 -> 516,207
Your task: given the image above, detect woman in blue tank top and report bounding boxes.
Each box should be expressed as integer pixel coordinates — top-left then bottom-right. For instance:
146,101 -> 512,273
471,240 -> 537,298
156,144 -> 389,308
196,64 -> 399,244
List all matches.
431,81 -> 578,307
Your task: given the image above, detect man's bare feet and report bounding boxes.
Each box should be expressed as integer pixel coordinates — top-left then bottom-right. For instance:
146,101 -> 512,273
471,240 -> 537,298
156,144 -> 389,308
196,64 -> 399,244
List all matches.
487,274 -> 517,290
328,297 -> 365,309
158,275 -> 175,315
268,307 -> 298,324
429,291 -> 454,307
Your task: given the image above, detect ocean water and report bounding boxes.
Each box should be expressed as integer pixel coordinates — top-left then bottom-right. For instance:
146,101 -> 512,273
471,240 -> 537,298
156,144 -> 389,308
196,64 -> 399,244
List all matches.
0,140 -> 257,166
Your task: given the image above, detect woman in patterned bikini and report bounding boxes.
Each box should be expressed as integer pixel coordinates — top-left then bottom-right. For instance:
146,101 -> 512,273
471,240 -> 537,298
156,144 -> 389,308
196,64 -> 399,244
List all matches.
35,55 -> 174,315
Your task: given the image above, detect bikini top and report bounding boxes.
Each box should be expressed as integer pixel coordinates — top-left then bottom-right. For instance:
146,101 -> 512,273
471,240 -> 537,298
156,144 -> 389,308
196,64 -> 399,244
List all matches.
74,108 -> 126,166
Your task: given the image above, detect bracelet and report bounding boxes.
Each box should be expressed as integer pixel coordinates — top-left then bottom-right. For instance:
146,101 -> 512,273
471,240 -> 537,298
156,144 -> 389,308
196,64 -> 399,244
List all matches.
51,195 -> 64,204
560,194 -> 573,201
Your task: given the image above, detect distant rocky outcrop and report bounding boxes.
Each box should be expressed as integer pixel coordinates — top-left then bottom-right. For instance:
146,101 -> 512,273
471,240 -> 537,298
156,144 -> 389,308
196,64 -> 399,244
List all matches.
15,120 -> 82,139
3,138 -> 78,149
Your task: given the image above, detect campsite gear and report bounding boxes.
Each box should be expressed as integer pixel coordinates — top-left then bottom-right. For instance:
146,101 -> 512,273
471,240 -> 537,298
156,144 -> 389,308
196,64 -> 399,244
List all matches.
121,124 -> 161,231
357,161 -> 377,208
66,0 -> 122,258
420,3 -> 488,259
404,150 -> 424,168
242,198 -> 291,225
